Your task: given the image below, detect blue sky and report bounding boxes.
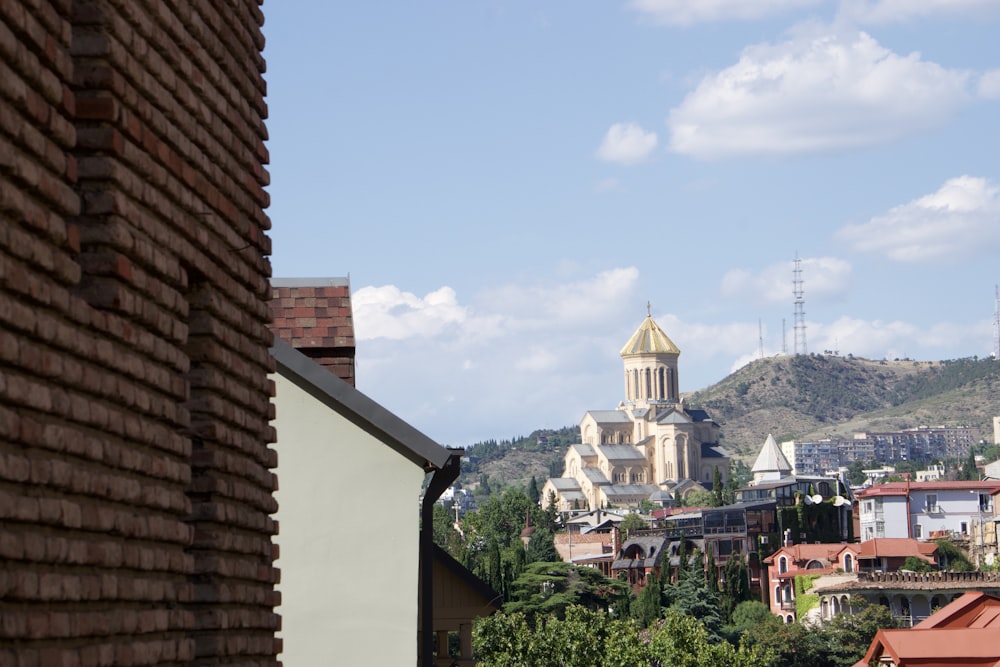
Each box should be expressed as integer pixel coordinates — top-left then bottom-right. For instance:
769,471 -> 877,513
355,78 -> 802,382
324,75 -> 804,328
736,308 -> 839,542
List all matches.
262,1 -> 1000,449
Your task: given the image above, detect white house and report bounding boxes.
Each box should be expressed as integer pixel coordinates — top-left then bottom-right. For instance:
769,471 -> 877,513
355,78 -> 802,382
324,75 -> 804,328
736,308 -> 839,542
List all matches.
271,339 -> 462,666
857,481 -> 1000,541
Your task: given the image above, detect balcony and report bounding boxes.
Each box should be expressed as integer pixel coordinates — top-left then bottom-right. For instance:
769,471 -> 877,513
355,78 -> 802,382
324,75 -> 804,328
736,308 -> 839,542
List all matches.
779,600 -> 796,612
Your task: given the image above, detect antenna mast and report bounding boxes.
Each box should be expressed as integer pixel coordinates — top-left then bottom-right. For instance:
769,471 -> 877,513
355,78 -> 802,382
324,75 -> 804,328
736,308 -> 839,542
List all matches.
759,319 -> 764,360
793,254 -> 807,355
993,284 -> 999,359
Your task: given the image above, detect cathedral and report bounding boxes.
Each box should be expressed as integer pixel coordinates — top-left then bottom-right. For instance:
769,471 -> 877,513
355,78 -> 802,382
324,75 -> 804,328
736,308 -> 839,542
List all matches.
541,311 -> 731,511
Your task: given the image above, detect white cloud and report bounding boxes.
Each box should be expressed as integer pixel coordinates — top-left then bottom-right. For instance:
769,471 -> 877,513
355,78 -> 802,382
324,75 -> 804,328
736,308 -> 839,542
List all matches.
810,316 -> 992,361
838,0 -> 1000,24
837,176 -> 1000,262
629,0 -> 819,26
978,69 -> 1000,100
720,257 -> 852,305
667,27 -> 970,159
351,268 -> 642,446
352,285 -> 469,340
596,122 -> 658,165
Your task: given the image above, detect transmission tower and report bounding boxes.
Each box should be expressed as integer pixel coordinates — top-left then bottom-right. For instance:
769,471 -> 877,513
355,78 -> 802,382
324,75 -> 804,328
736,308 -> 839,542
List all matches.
758,319 -> 764,360
793,255 -> 807,355
993,284 -> 999,359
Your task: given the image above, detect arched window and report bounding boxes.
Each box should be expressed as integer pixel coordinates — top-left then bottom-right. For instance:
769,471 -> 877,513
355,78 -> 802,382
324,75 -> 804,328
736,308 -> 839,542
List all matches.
778,556 -> 788,574
844,553 -> 854,573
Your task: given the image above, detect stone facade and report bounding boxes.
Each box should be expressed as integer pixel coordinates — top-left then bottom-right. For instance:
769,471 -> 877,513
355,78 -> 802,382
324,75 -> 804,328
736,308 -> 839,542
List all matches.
1,1 -> 278,664
542,314 -> 730,511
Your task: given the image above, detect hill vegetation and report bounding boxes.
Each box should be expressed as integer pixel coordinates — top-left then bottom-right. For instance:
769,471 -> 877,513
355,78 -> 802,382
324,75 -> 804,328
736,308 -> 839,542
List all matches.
461,355 -> 1000,488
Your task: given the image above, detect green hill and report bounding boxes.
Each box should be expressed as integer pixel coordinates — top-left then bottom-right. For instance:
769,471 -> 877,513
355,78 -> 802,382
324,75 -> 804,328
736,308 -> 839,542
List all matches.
461,355 -> 1000,489
686,354 -> 1000,460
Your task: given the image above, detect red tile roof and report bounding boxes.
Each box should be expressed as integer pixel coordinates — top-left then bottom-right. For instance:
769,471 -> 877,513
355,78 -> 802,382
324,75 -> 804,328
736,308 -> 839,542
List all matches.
856,538 -> 937,561
857,480 -> 1000,498
855,592 -> 1000,667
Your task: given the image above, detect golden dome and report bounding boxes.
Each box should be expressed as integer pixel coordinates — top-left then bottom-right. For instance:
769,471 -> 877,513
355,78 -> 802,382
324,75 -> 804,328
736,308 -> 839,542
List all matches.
620,314 -> 680,357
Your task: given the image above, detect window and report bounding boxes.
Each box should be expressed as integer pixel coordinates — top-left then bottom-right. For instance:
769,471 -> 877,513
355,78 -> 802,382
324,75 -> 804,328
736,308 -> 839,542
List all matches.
926,494 -> 939,513
778,556 -> 788,574
844,553 -> 854,573
980,494 -> 992,513
961,522 -> 968,535
913,524 -> 922,539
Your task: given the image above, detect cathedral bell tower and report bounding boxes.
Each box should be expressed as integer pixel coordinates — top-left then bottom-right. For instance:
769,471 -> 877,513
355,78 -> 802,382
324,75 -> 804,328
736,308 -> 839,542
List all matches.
620,304 -> 681,410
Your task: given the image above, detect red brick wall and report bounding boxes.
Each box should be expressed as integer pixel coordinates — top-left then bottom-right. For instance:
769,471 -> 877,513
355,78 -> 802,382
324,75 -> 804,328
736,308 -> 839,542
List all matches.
271,280 -> 356,386
0,1 -> 278,664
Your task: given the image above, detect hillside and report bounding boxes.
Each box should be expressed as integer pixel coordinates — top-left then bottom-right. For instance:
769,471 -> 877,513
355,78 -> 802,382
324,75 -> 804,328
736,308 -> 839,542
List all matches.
462,355 -> 1000,488
685,354 -> 1000,461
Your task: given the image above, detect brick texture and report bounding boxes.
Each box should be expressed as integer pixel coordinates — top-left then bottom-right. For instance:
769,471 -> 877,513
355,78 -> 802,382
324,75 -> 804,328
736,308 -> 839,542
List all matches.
270,280 -> 356,386
0,0 -> 278,664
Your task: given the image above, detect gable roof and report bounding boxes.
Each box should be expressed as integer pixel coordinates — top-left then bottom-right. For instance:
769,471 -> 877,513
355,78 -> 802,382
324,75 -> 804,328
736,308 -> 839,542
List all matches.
763,542 -> 842,567
751,434 -> 793,475
859,627 -> 1000,667
916,591 -> 1000,630
856,538 -> 938,562
856,593 -> 1000,667
271,338 -> 454,470
585,410 -> 633,425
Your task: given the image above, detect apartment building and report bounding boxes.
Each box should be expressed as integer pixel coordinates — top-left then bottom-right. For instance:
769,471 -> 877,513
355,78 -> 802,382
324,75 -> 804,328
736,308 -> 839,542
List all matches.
856,481 -> 1000,541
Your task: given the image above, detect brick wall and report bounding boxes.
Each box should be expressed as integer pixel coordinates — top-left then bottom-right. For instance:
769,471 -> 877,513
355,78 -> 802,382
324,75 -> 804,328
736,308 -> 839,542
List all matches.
0,1 -> 278,664
270,279 -> 356,386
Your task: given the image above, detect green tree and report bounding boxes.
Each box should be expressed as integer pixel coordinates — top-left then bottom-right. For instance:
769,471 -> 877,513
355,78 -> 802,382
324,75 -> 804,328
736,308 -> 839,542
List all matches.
684,488 -> 716,507
713,467 -> 725,507
729,600 -> 779,636
525,527 -> 559,563
648,610 -> 773,667
543,490 -> 559,532
667,558 -> 723,642
620,512 -> 649,537
631,569 -> 663,628
935,537 -> 974,571
719,556 -> 752,624
527,476 -> 541,504
960,450 -> 978,481
503,561 -> 631,623
901,556 -> 935,572
475,605 -> 774,667
815,600 -> 896,667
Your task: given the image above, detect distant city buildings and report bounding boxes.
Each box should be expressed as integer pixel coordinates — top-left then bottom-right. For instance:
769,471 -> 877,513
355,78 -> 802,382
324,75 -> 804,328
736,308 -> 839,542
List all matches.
780,426 -> 978,476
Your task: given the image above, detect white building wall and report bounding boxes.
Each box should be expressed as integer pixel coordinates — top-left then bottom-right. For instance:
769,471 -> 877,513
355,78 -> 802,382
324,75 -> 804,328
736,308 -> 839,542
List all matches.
909,489 -> 989,539
859,495 -> 910,540
272,373 -> 426,666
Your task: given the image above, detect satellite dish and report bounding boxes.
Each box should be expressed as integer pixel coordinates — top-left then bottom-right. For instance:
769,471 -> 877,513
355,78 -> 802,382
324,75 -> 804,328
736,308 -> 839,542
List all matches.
803,495 -> 814,505
834,495 -> 854,507
812,494 -> 823,504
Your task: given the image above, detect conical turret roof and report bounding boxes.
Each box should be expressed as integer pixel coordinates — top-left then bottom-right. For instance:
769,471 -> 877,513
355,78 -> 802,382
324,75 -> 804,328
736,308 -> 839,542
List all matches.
620,314 -> 680,357
751,434 -> 792,475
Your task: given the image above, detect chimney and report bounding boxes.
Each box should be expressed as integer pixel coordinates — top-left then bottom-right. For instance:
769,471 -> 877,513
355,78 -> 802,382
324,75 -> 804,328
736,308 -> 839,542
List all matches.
270,278 -> 356,385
